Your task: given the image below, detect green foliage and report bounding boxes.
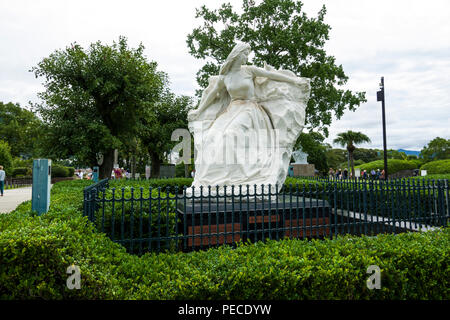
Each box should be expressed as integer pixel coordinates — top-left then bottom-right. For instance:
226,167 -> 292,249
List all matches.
51,165 -> 70,178
108,178 -> 194,193
0,102 -> 44,158
420,160 -> 450,174
12,157 -> 33,168
186,0 -> 366,135
353,148 -> 380,163
411,174 -> 450,180
12,167 -> 31,177
67,167 -> 75,177
175,163 -> 193,178
94,187 -> 178,254
32,36 -> 166,178
295,132 -> 329,175
0,208 -> 128,299
0,140 -> 13,175
333,130 -> 371,176
132,230 -> 450,299
333,131 -> 371,151
421,137 -> 450,161
326,148 -> 347,170
356,159 -> 420,175
384,149 -> 408,160
137,91 -> 192,178
1,179 -> 448,300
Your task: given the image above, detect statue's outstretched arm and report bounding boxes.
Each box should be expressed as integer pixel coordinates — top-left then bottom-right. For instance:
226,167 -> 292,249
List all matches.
248,65 -> 309,87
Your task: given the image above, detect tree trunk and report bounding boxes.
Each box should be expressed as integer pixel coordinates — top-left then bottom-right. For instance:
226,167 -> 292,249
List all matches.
184,164 -> 189,178
99,149 -> 114,180
347,144 -> 356,179
349,151 -> 355,179
150,152 -> 161,178
131,155 -> 136,179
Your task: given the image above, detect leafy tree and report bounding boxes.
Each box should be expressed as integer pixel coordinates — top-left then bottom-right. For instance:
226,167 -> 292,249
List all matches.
378,149 -> 408,160
32,37 -> 165,179
0,140 -> 13,176
333,130 -> 371,178
421,137 -> 450,161
138,89 -> 192,178
294,132 -> 328,175
0,102 -> 43,158
325,148 -> 347,170
186,0 -> 366,135
353,148 -> 380,163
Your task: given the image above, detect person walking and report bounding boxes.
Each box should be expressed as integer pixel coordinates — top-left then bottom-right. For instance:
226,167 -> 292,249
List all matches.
0,165 -> 5,196
328,168 -> 335,180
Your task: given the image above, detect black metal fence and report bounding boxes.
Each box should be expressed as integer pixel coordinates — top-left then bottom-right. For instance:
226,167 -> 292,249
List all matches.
83,178 -> 449,255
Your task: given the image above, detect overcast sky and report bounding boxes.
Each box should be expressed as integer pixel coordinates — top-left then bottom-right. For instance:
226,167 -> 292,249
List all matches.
1,0 -> 449,151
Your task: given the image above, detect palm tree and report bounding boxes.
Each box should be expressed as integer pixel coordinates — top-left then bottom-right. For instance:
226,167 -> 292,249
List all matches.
333,131 -> 371,178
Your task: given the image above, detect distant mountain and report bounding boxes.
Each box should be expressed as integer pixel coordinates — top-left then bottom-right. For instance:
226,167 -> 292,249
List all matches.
398,149 -> 421,157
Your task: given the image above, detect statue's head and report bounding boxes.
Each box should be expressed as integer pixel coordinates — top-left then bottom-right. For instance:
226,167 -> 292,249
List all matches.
219,42 -> 251,75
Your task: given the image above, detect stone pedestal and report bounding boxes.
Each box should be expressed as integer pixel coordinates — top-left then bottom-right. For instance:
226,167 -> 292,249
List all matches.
177,195 -> 330,251
291,163 -> 315,177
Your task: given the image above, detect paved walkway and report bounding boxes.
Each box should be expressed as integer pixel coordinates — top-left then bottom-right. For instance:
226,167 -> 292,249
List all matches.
0,187 -> 32,214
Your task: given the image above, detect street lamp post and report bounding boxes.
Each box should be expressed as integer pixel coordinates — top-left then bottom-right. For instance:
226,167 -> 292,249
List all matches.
377,77 -> 388,180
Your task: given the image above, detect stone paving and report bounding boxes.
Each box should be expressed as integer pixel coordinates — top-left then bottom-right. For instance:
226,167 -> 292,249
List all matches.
0,187 -> 32,214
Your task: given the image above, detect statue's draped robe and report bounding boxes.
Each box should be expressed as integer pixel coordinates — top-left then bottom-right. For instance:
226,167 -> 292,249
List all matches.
188,65 -> 310,196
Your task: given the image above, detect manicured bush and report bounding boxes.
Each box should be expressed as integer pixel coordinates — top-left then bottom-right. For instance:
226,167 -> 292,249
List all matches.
128,229 -> 450,299
0,209 -> 128,299
411,174 -> 450,181
67,167 -> 75,177
1,179 -> 448,300
420,160 -> 450,174
356,159 -> 420,175
51,165 -> 70,178
93,187 -> 178,254
109,178 -> 193,194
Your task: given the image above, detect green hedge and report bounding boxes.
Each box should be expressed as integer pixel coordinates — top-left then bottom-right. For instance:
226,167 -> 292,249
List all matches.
0,179 -> 448,299
12,167 -> 31,177
51,165 -> 70,178
67,167 -> 75,177
94,187 -> 178,254
356,159 -> 420,175
109,178 -> 193,194
420,160 -> 450,174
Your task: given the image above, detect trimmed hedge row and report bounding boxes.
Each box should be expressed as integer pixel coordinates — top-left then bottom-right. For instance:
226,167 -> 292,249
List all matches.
355,159 -> 420,175
109,178 -> 193,194
0,179 -> 448,299
51,165 -> 75,178
420,160 -> 450,174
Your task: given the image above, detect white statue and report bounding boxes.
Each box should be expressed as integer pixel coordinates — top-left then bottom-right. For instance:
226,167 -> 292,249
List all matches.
292,148 -> 309,164
187,42 -> 310,196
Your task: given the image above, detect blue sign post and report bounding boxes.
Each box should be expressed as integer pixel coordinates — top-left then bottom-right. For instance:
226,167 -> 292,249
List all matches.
92,166 -> 99,182
32,159 -> 51,215
288,165 -> 294,177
